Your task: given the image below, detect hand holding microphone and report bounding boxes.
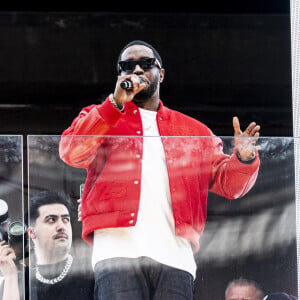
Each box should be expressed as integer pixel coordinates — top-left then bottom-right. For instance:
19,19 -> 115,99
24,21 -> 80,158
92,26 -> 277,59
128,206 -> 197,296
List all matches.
120,79 -> 134,90
111,75 -> 147,110
120,77 -> 146,91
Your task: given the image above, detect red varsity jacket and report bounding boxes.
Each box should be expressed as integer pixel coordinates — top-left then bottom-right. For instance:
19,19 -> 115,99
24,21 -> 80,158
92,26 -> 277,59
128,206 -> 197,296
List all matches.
59,97 -> 260,252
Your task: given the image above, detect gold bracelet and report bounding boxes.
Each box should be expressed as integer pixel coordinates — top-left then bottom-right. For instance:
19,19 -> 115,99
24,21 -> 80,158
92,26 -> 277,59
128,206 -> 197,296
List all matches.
109,94 -> 124,112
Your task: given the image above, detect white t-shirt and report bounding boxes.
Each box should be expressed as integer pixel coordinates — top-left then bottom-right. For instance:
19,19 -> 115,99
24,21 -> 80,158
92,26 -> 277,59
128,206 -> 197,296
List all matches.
92,108 -> 196,278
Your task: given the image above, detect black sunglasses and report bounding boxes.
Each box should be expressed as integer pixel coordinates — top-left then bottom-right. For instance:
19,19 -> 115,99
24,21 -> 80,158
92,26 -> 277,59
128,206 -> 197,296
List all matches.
118,58 -> 161,73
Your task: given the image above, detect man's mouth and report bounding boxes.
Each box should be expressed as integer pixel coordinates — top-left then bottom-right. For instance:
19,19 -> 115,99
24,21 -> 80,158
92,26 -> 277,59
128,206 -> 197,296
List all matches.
53,233 -> 68,240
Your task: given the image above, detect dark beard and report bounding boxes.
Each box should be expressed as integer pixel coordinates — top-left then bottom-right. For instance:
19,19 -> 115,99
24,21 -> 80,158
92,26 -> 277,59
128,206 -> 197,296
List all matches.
133,75 -> 159,103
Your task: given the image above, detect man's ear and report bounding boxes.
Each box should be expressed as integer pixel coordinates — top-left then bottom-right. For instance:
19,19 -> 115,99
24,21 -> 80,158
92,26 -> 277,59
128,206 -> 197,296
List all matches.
28,227 -> 36,239
159,68 -> 165,83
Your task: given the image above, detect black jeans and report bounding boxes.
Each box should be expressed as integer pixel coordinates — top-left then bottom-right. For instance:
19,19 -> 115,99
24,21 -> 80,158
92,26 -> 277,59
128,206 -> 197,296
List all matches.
94,257 -> 194,300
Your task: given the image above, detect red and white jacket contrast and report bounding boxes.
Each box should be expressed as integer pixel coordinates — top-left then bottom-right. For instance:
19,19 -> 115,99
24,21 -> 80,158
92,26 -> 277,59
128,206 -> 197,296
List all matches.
59,97 -> 260,253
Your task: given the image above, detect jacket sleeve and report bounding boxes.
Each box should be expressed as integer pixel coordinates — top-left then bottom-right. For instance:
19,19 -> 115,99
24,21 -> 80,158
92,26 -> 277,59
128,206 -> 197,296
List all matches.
59,97 -> 123,169
208,137 -> 260,199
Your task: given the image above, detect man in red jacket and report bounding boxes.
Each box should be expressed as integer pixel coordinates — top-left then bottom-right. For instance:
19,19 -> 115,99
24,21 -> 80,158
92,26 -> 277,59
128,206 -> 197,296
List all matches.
59,40 -> 260,300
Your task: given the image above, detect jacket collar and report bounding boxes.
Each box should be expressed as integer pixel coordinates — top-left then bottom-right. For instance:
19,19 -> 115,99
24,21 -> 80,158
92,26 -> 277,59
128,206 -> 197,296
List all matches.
124,100 -> 170,120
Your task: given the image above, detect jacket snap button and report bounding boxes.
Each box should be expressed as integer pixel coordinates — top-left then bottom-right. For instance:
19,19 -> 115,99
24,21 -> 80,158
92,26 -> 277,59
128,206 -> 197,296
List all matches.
129,220 -> 134,224
134,180 -> 139,184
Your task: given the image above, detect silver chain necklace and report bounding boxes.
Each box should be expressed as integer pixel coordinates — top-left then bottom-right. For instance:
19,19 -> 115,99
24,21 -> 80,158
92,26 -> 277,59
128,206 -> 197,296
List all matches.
36,254 -> 73,285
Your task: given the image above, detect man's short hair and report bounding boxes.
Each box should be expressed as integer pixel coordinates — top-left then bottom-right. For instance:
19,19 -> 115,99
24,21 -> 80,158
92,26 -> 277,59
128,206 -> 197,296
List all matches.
117,40 -> 163,74
225,277 -> 264,299
26,190 -> 73,226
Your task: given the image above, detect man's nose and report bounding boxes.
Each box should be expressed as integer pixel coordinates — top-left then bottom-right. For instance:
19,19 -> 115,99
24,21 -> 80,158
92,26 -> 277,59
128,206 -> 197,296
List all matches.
56,219 -> 66,231
133,64 -> 144,74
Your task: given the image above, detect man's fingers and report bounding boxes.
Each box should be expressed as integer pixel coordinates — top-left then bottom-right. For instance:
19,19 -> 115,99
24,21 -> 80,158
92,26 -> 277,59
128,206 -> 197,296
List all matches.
0,243 -> 9,254
253,125 -> 260,136
246,124 -> 260,137
245,122 -> 256,133
232,116 -> 241,135
134,81 -> 147,94
235,118 -> 260,137
0,245 -> 15,257
129,75 -> 142,90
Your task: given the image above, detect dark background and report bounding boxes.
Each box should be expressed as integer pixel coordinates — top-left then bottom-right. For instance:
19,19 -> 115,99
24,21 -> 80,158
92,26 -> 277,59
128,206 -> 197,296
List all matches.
0,0 -> 293,137
0,1 -> 297,299
0,0 -> 292,14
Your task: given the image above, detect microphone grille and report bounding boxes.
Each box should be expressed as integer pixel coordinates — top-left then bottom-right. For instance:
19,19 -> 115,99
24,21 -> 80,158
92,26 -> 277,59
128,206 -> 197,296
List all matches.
120,80 -> 132,90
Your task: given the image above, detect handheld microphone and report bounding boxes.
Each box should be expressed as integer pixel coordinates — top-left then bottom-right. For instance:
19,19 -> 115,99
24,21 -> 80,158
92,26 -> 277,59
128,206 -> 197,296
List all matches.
120,80 -> 133,90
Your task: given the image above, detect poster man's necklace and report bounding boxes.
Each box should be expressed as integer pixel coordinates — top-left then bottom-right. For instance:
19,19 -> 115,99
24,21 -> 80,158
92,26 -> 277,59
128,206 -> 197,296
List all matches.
36,254 -> 73,285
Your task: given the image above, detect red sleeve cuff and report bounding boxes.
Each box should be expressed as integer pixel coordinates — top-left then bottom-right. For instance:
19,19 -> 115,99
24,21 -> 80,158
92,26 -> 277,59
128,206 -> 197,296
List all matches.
96,97 -> 123,126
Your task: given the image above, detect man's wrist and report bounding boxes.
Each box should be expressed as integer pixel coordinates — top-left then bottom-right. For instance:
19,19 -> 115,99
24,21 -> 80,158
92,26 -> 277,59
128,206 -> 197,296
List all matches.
109,94 -> 124,112
236,151 -> 256,164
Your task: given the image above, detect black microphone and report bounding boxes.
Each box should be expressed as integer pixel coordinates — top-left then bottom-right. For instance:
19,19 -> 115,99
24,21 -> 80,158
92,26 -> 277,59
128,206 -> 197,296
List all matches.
120,80 -> 133,90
